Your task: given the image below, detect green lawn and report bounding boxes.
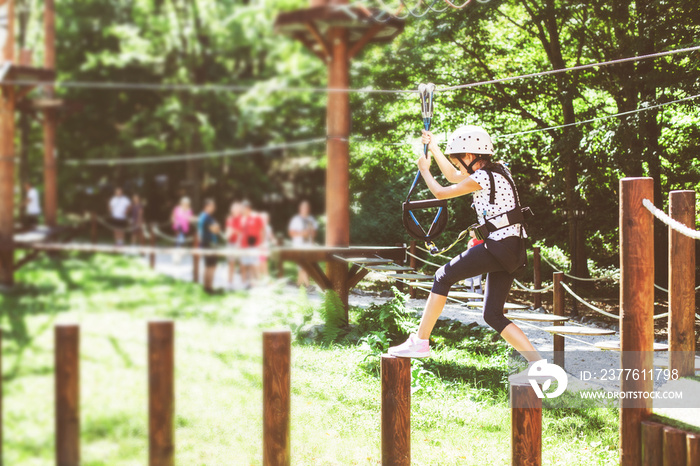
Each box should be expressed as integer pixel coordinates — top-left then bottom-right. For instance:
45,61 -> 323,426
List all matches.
1,254 -> 619,465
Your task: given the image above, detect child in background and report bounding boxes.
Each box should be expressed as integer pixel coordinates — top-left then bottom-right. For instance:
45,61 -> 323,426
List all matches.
172,197 -> 193,246
225,201 -> 243,289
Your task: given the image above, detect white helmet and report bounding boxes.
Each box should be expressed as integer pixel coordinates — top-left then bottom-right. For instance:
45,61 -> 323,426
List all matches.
445,125 -> 494,155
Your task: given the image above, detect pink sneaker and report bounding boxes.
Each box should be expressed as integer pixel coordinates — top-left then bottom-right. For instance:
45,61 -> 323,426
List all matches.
387,334 -> 430,358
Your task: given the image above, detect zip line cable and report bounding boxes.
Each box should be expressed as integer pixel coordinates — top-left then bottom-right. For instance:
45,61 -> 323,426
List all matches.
64,137 -> 327,166
5,44 -> 700,95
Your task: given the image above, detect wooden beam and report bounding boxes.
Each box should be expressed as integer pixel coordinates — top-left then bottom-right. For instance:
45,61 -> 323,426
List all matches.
0,84 -> 16,286
292,32 -> 327,62
263,331 -> 291,466
510,383 -> 542,466
553,272 -> 565,369
348,23 -> 383,59
348,266 -> 369,289
298,260 -> 331,290
43,0 -> 57,228
304,21 -> 330,61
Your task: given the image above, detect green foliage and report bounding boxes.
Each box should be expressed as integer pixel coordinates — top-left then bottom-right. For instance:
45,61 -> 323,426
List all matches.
355,287 -> 419,340
317,290 -> 346,346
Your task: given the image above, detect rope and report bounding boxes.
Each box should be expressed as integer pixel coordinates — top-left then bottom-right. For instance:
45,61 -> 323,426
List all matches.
559,282 -> 619,319
512,279 -> 554,293
0,44 -> 697,96
152,224 -> 194,244
642,198 -> 700,240
655,283 -> 700,292
65,137 -> 327,167
540,254 -> 607,282
95,215 -> 142,233
19,242 -> 263,258
406,250 -> 446,268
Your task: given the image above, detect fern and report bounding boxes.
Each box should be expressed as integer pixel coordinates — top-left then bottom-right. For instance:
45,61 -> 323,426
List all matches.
318,290 -> 346,345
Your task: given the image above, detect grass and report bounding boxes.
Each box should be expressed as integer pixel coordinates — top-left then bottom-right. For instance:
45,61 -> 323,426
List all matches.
1,253 -> 619,465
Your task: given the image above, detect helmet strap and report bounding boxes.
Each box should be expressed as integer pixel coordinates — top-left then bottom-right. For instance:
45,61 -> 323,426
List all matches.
456,155 -> 484,175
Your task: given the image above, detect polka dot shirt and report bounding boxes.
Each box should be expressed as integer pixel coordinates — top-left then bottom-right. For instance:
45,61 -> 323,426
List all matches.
470,167 -> 527,241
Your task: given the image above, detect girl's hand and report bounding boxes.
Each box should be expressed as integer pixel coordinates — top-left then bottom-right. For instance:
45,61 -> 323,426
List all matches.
421,130 -> 439,152
417,153 -> 431,172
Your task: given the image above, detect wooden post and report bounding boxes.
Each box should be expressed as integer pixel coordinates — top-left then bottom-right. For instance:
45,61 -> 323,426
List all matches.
55,324 -> 80,466
90,212 -> 97,244
0,83 -> 16,287
381,355 -> 410,465
325,21 -> 351,315
263,330 -> 291,466
409,241 -> 417,299
510,383 -> 542,466
192,231 -> 199,284
662,427 -> 687,466
148,320 -> 174,466
619,177 -> 654,466
552,272 -> 565,369
42,0 -> 57,227
641,420 -> 664,466
394,243 -> 404,292
668,190 -> 696,377
687,434 -> 700,466
149,224 -> 156,269
533,246 -> 541,308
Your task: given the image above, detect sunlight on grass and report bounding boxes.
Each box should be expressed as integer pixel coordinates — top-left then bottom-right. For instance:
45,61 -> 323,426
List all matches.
0,253 -> 619,465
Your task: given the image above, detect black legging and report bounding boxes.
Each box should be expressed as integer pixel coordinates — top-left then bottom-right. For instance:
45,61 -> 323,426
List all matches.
431,237 -> 519,333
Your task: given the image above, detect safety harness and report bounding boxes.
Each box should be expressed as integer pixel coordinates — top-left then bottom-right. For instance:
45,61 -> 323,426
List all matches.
402,83 -> 449,252
466,163 -> 534,242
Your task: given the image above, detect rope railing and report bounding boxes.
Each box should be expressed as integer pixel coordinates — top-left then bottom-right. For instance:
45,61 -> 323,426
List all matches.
19,241 -> 262,258
642,198 -> 700,240
406,250 -> 446,269
540,254 -> 608,282
94,214 -> 144,234
559,281 -> 670,321
151,224 -> 194,244
512,279 -> 554,293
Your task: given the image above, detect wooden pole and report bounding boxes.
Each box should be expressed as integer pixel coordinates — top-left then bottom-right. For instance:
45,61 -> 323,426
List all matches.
90,212 -> 97,244
641,420 -> 664,466
409,241 -> 417,299
149,224 -> 156,269
42,0 -> 57,227
533,246 -> 541,308
0,83 -> 16,286
192,231 -> 199,284
668,190 -> 696,377
687,434 -> 700,466
662,427 -> 687,466
510,383 -> 542,466
263,330 -> 291,466
148,320 -> 174,466
325,24 -> 351,314
55,324 -> 80,466
381,355 -> 410,465
552,272 -> 565,369
619,177 -> 654,466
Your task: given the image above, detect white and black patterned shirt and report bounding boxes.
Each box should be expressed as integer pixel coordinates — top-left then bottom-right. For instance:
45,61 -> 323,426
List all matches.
470,167 -> 526,241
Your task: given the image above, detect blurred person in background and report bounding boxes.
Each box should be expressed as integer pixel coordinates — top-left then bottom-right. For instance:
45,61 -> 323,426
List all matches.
171,196 -> 193,246
258,212 -> 274,283
198,198 -> 221,293
109,187 -> 131,245
23,181 -> 41,229
238,200 -> 263,289
288,200 -> 317,288
129,194 -> 145,246
225,201 -> 243,289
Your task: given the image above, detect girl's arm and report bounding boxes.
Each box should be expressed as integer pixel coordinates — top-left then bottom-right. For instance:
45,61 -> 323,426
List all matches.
422,131 -> 468,184
417,156 -> 481,200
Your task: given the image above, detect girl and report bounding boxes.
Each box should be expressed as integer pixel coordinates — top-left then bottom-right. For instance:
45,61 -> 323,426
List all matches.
171,197 -> 193,246
388,125 -> 546,383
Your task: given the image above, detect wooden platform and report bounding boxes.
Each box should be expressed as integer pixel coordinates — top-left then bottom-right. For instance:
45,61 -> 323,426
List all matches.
541,326 -> 615,336
465,302 -> 530,310
596,341 -> 669,351
337,257 -> 393,265
366,265 -> 415,272
506,313 -> 569,323
449,291 -> 484,300
391,273 -> 434,280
